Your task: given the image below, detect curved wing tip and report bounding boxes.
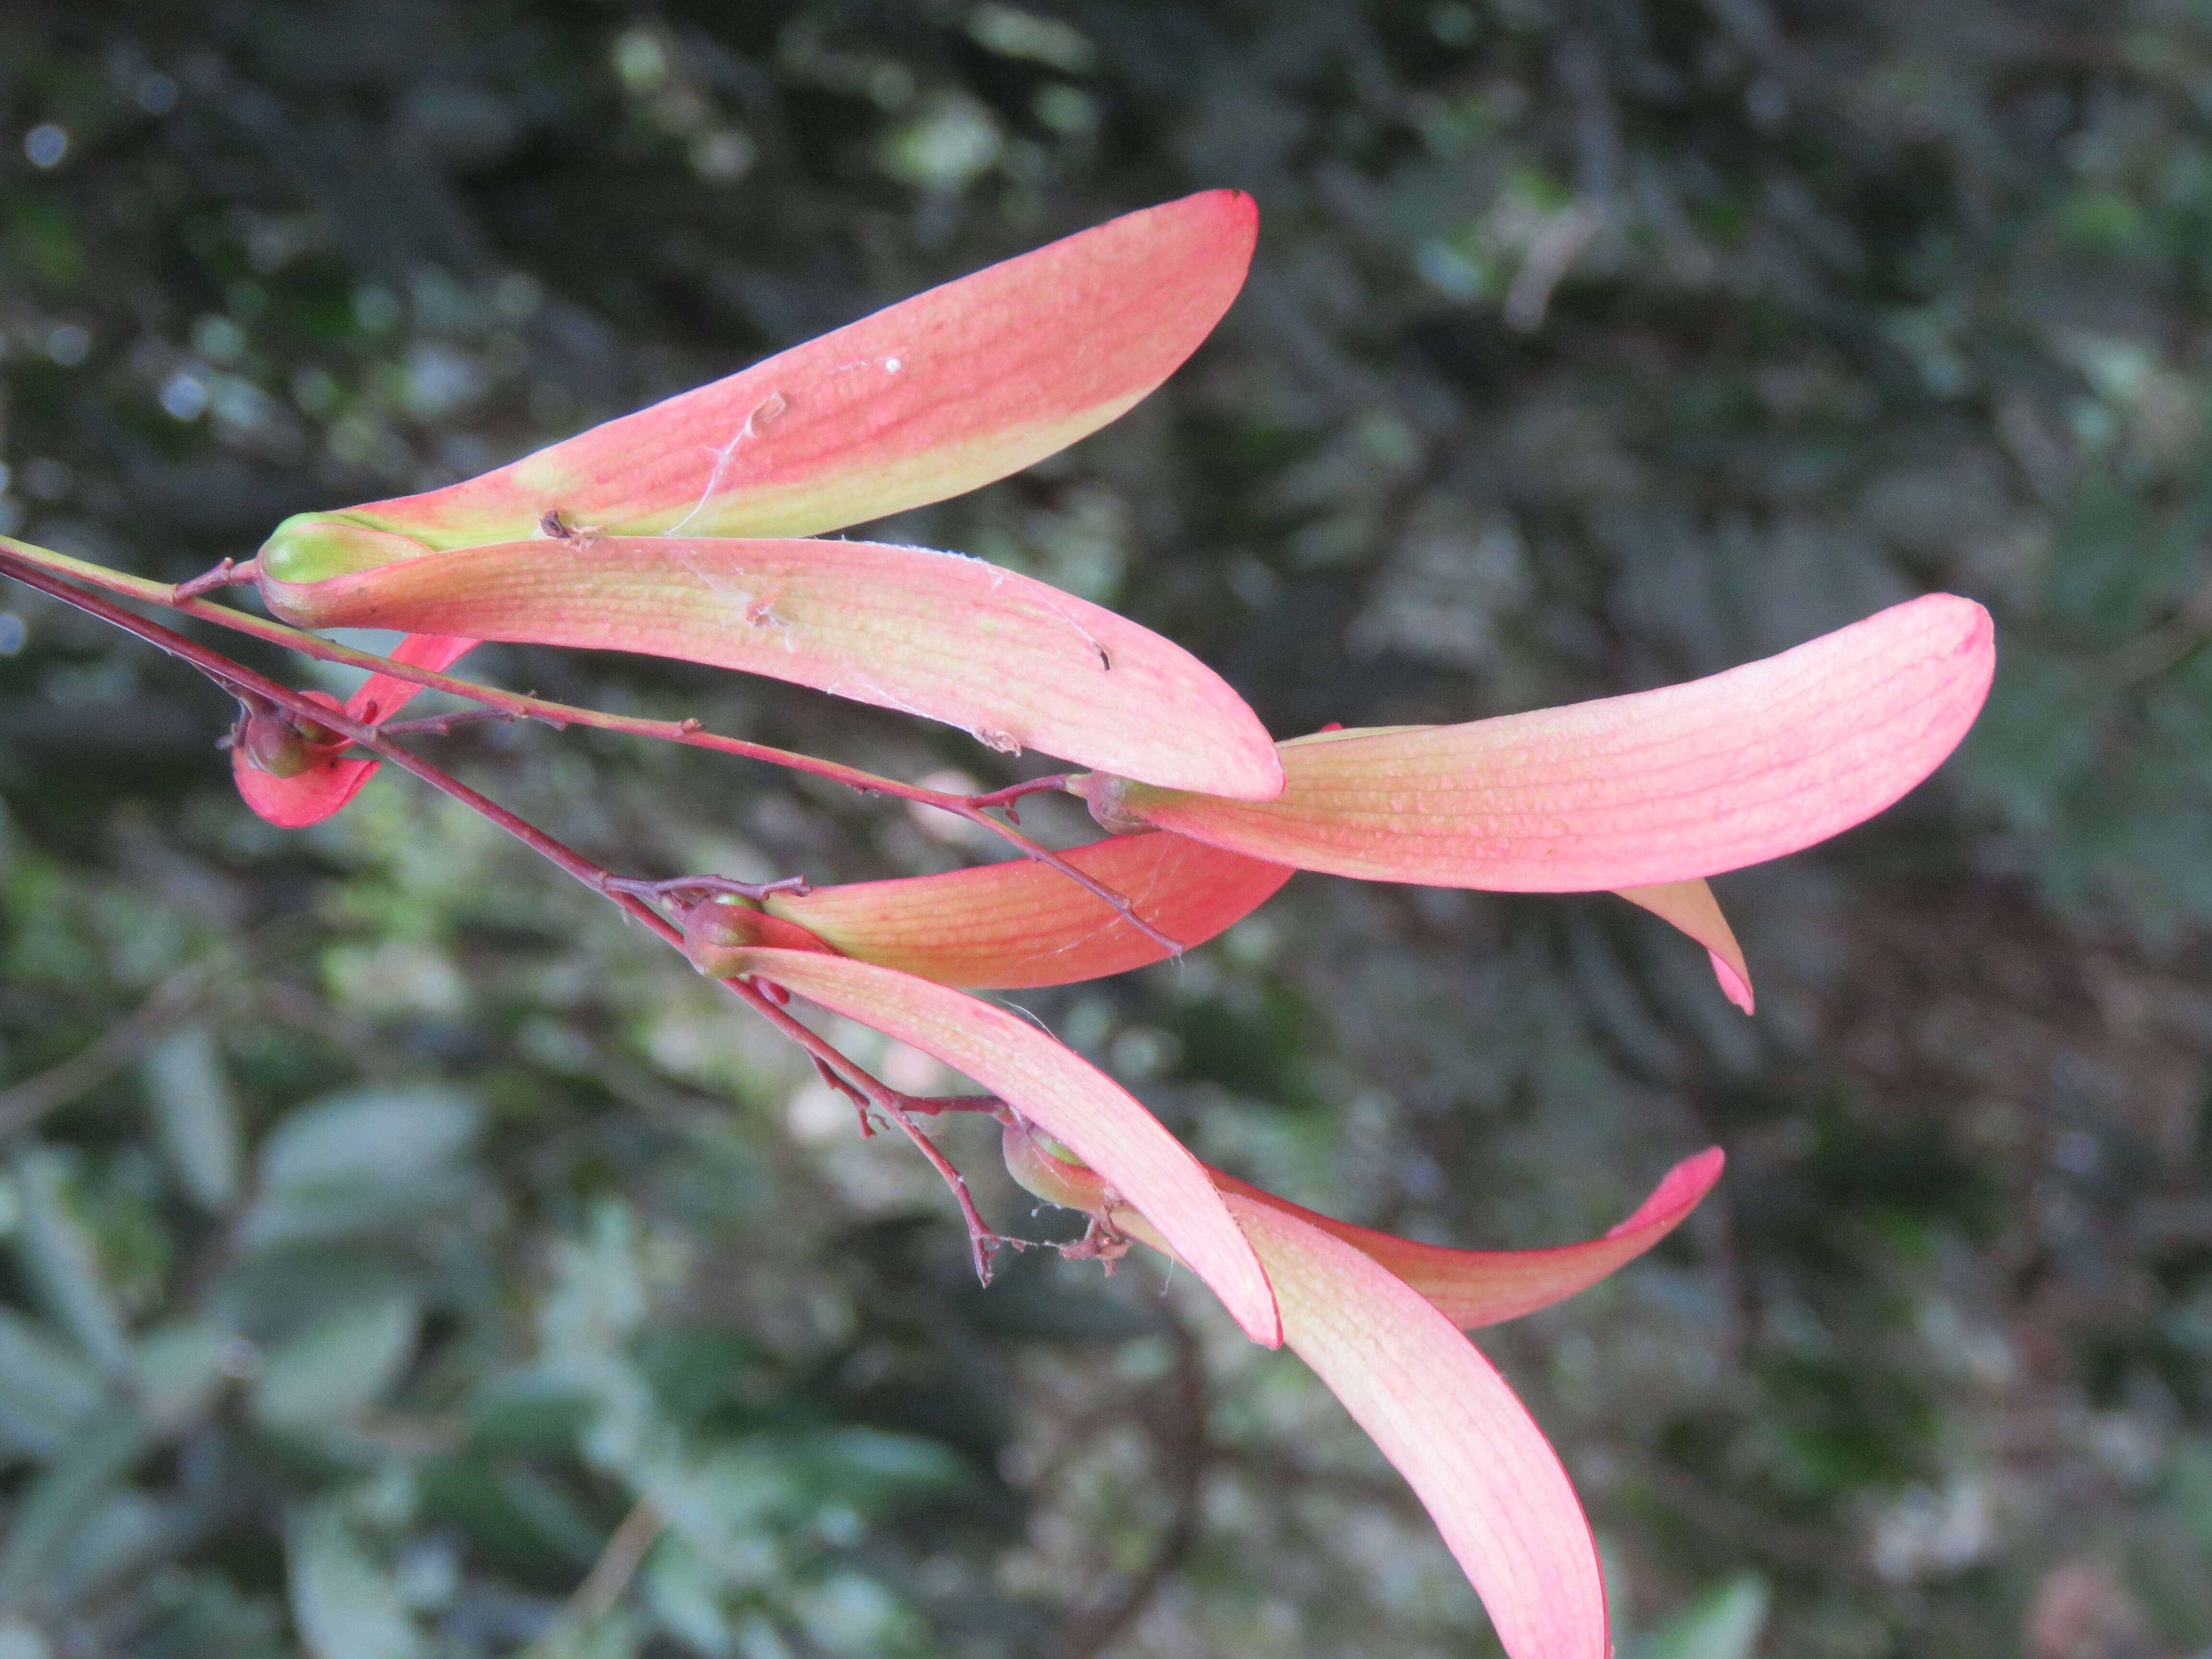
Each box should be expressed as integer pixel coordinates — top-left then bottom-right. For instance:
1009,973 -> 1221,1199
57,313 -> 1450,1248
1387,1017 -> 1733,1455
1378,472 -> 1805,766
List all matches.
1709,949 -> 1756,1013
1957,599 -> 1998,682
1909,591 -> 1996,660
1240,1302 -> 1286,1349
1604,1145 -> 1726,1238
1912,592 -> 1998,739
1169,189 -> 1259,269
1186,185 -> 1258,222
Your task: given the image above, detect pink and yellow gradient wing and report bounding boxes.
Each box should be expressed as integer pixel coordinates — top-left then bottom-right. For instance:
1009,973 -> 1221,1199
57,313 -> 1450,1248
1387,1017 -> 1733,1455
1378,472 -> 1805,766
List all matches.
768,832 -> 1292,988
1000,1125 -> 1606,1659
1615,879 -> 1755,1012
1229,1197 -> 1608,1659
247,191 -> 1265,819
1209,1148 -> 1723,1328
258,191 -> 1260,577
725,948 -> 1282,1349
259,537 -> 1284,797
1005,1124 -> 1722,1333
1081,594 -> 1994,891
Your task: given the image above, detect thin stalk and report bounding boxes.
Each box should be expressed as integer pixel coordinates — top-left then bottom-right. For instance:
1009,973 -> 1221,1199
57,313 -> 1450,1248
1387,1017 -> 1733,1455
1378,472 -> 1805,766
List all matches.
376,707 -> 540,738
0,555 -> 1017,1273
0,534 -> 189,607
802,1062 -> 1010,1281
0,539 -> 1183,954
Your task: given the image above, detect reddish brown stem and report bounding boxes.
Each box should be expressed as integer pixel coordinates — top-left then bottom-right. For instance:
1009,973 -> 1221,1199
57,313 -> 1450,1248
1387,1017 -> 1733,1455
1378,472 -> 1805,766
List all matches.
377,707 -> 545,738
892,1094 -> 1004,1116
0,558 -> 1019,1267
602,872 -> 813,906
802,1060 -> 1007,1280
963,772 -> 1074,823
719,971 -> 1009,1280
0,540 -> 1184,956
810,1055 -> 878,1138
170,556 -> 259,601
881,1100 -> 1006,1284
946,805 -> 1183,955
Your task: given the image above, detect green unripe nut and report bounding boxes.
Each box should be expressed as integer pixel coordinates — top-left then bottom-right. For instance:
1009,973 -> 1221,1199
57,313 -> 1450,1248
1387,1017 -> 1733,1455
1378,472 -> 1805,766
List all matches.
239,713 -> 313,778
258,513 -> 436,585
237,705 -> 341,777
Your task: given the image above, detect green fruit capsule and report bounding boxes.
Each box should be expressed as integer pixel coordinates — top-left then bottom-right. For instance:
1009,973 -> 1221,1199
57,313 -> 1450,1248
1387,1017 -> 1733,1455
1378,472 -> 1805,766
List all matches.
236,706 -> 341,777
258,513 -> 436,585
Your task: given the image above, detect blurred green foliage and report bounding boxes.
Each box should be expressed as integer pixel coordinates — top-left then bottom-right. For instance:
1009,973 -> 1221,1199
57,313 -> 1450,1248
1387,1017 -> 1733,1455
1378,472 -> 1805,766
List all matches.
3,1 -> 2212,1656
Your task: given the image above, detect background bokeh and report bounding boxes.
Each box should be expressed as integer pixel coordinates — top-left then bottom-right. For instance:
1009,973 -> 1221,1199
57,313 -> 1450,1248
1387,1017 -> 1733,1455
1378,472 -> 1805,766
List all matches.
4,3 -> 2212,1656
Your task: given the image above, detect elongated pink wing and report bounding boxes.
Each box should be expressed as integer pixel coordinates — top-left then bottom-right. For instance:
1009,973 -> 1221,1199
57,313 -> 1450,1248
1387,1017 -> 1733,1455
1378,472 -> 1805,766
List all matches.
1004,1124 -> 1721,1332
1229,1196 -> 1607,1659
1083,595 -> 1994,888
998,1128 -> 1606,1656
259,537 -> 1284,797
258,192 -> 1258,574
726,948 -> 1281,1347
1209,1149 -> 1723,1328
1615,880 -> 1754,1012
769,832 -> 1291,988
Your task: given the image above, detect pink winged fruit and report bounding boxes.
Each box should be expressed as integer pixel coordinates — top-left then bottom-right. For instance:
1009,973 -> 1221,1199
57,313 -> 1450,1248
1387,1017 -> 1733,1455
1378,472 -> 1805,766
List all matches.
582,593 -> 1985,1012
1072,592 -> 1996,1010
698,931 -> 1718,1659
998,1119 -> 1725,1659
238,192 -> 1277,823
676,831 -> 1294,990
672,831 -> 1743,1015
629,594 -> 1992,1010
691,932 -> 1710,1659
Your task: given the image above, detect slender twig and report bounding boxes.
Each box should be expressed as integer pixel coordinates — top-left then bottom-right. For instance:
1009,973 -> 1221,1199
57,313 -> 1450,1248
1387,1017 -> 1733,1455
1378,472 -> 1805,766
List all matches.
0,534 -> 237,609
810,1053 -> 878,1138
603,872 -> 812,905
757,1020 -> 1014,1282
804,1058 -> 1011,1279
803,1055 -> 999,1130
964,772 -> 1075,823
0,949 -> 242,1140
0,539 -> 1184,955
889,1093 -> 1005,1116
0,556 -> 1021,1273
878,1098 -> 1008,1285
525,1495 -> 665,1657
747,994 -> 1013,1281
169,556 -> 259,601
0,559 -> 646,904
375,707 -> 537,738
